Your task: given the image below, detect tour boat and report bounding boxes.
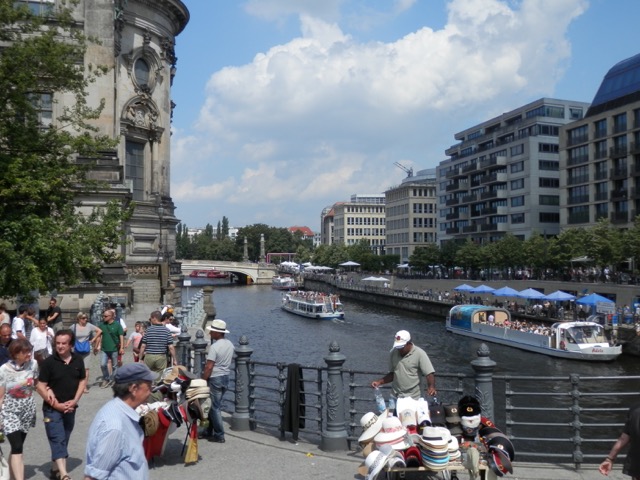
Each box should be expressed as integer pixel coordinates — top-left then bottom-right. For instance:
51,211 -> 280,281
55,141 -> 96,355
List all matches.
281,291 -> 344,320
271,275 -> 298,290
446,305 -> 621,361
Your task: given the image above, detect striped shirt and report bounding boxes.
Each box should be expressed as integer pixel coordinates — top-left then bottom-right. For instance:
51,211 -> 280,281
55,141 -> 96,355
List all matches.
84,397 -> 147,480
140,324 -> 173,354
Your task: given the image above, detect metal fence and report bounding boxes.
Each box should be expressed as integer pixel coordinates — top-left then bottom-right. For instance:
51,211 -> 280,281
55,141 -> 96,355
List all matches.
174,328 -> 638,469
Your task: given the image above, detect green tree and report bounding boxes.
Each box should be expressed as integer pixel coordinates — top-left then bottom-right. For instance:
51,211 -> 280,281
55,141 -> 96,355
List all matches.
0,2 -> 130,297
455,239 -> 481,276
409,245 -> 440,272
586,218 -> 624,270
221,216 -> 229,238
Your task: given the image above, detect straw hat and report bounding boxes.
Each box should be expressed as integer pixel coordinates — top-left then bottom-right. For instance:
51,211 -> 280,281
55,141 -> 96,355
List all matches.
373,417 -> 411,450
358,410 -> 388,443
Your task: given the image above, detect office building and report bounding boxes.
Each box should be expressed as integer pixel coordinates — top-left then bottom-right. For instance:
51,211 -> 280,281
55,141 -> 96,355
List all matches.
437,98 -> 589,244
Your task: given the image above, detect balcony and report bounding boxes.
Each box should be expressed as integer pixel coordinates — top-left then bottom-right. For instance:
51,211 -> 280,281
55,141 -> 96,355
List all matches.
446,212 -> 460,221
568,211 -> 590,224
593,128 -> 607,140
445,182 -> 468,192
567,195 -> 590,205
631,142 -> 640,155
461,194 -> 477,203
446,227 -> 460,235
485,206 -> 508,216
445,168 -> 460,179
610,166 -> 628,179
481,172 -> 508,185
632,188 -> 640,199
594,170 -> 608,181
567,154 -> 589,166
480,223 -> 508,232
462,163 -> 478,174
480,190 -> 507,200
567,133 -> 589,146
462,225 -> 477,233
479,156 -> 507,170
610,146 -> 628,158
445,197 -> 460,206
594,191 -> 608,202
594,149 -> 608,160
567,175 -> 589,186
610,211 -> 629,224
631,164 -> 640,176
610,189 -> 628,200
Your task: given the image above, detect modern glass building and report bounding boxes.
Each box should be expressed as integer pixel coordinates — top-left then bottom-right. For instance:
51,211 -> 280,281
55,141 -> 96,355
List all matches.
559,53 -> 640,229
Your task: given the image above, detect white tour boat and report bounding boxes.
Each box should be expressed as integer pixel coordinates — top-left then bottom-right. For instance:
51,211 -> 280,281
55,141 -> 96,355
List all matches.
281,291 -> 344,320
446,305 -> 621,361
271,275 -> 298,290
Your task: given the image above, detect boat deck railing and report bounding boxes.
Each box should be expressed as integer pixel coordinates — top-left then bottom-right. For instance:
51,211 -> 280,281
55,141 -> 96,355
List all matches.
173,328 -> 637,469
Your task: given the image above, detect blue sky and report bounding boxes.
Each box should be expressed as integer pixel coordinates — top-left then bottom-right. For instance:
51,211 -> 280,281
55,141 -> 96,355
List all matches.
170,0 -> 640,231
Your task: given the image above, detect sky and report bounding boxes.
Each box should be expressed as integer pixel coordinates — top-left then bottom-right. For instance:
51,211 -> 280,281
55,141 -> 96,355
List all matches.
170,0 -> 640,231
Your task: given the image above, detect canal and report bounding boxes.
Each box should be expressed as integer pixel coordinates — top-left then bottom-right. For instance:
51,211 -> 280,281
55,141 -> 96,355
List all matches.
191,281 -> 640,379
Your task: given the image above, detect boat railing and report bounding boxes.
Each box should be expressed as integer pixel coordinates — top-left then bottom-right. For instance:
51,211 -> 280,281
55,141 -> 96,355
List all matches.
174,328 -> 637,469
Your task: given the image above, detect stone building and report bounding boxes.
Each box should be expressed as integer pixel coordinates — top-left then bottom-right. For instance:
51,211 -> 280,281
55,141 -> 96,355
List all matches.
46,0 -> 189,308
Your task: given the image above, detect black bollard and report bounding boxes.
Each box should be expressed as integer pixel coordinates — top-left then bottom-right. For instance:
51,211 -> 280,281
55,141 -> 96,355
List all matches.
320,341 -> 348,451
191,329 -> 208,376
175,320 -> 191,367
232,335 -> 253,431
471,343 -> 496,421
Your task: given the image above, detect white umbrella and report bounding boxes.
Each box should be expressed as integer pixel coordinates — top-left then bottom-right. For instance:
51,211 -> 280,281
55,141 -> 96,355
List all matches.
375,277 -> 390,282
362,276 -> 379,281
340,261 -> 360,267
396,264 -> 411,269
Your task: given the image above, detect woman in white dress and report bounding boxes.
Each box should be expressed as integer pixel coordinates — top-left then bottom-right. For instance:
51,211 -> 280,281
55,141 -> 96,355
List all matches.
29,318 -> 53,366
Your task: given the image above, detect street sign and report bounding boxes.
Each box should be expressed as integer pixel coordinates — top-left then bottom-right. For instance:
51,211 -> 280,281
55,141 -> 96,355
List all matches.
184,280 -> 192,286
596,302 -> 615,314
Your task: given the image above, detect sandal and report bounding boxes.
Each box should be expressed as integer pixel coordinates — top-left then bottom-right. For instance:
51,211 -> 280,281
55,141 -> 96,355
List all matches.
60,475 -> 72,480
49,470 -> 60,480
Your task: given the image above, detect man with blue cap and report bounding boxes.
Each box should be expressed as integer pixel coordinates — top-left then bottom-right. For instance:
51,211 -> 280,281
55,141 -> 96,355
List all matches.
84,363 -> 155,480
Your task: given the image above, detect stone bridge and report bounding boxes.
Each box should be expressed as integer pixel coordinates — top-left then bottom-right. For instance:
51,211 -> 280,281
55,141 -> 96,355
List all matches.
179,260 -> 278,285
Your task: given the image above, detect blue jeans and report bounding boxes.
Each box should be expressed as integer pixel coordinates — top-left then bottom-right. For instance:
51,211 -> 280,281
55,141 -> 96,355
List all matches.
100,350 -> 118,381
207,375 -> 229,439
43,406 -> 75,460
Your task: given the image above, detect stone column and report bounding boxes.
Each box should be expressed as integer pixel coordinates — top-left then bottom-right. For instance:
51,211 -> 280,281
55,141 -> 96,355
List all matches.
202,286 -> 216,328
243,237 -> 249,262
320,341 -> 348,451
191,329 -> 209,376
471,343 -> 496,421
175,323 -> 191,367
259,234 -> 266,263
232,335 -> 253,431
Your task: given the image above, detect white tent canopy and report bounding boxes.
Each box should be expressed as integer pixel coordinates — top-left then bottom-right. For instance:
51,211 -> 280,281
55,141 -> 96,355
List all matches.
340,261 -> 360,267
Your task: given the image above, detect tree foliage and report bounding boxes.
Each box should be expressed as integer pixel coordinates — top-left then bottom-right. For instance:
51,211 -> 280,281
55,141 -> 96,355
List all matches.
0,1 -> 130,297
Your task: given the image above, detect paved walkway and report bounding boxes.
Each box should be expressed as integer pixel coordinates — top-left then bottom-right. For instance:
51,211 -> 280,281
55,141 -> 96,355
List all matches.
17,302 -> 627,479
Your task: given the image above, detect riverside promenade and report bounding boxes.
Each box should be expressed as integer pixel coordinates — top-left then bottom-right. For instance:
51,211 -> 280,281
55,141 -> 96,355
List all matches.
19,301 -> 628,480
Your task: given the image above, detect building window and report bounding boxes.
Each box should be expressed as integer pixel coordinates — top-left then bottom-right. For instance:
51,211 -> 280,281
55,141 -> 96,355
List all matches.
511,213 -> 525,224
125,140 -> 145,201
594,118 -> 607,139
594,140 -> 607,160
511,196 -> 524,207
570,108 -> 584,120
511,179 -> 524,190
595,203 -> 608,220
510,161 -> 524,173
539,212 -> 560,223
539,195 -> 559,206
539,178 -> 559,188
613,113 -> 627,133
27,92 -> 52,129
539,143 -> 559,153
568,125 -> 588,145
16,0 -> 54,15
134,58 -> 150,87
525,105 -> 565,119
539,160 -> 559,171
537,124 -> 559,136
510,144 -> 524,156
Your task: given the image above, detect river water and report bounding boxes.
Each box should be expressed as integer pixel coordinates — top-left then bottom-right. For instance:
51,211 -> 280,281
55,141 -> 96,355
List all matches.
188,281 -> 640,379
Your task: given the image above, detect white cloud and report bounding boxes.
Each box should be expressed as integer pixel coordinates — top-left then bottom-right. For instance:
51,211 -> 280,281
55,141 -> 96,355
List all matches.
172,0 -> 587,227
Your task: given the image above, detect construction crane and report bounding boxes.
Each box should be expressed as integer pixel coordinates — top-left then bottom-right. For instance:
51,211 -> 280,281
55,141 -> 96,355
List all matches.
394,162 -> 413,177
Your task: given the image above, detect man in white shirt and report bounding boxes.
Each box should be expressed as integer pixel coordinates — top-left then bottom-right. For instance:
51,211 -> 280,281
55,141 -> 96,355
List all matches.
11,305 -> 27,339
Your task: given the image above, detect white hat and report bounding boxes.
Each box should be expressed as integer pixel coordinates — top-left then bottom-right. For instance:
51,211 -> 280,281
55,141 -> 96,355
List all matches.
393,330 -> 411,349
358,410 -> 388,443
206,319 -> 230,334
360,445 -> 405,480
374,416 -> 411,450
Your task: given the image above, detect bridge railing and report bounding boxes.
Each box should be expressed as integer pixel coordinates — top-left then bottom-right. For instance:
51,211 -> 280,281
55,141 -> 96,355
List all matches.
173,328 -> 637,468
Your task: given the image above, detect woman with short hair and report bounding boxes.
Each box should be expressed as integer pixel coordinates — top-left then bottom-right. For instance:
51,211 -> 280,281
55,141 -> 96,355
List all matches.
0,338 -> 38,480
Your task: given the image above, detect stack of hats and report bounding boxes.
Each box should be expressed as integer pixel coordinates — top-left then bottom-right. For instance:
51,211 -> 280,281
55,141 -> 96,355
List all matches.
358,445 -> 406,480
480,426 -> 515,477
458,395 -> 482,439
444,404 -> 463,436
414,426 -> 450,471
373,417 -> 411,451
396,397 -> 418,434
358,410 -> 388,458
446,429 -> 461,462
185,379 -> 209,401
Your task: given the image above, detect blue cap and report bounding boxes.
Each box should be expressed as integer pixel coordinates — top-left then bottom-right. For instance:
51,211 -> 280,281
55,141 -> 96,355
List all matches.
114,363 -> 155,384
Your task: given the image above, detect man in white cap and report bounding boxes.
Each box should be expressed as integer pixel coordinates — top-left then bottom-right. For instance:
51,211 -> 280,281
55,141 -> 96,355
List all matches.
371,330 -> 436,400
200,319 -> 234,443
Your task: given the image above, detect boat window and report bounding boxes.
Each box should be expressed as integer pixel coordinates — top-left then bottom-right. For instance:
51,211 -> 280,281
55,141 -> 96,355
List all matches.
566,325 -> 606,344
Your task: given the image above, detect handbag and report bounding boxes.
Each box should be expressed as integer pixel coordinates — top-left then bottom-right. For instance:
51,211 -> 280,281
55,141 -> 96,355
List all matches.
34,348 -> 50,363
0,446 -> 8,480
72,324 -> 92,353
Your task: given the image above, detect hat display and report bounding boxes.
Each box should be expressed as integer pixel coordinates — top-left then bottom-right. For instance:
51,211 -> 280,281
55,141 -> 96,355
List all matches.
373,416 -> 411,450
206,319 -> 230,334
393,330 -> 411,349
396,397 -> 417,431
358,410 -> 388,443
429,404 -> 446,427
416,398 -> 431,427
458,395 -> 481,417
142,411 -> 159,437
444,405 -> 462,424
114,363 -> 155,384
162,365 -> 190,385
403,446 -> 422,468
359,445 -> 405,480
488,445 -> 514,475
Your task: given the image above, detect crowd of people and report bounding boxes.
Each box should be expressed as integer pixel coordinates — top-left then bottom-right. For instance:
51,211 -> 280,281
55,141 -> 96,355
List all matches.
0,299 -> 226,480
